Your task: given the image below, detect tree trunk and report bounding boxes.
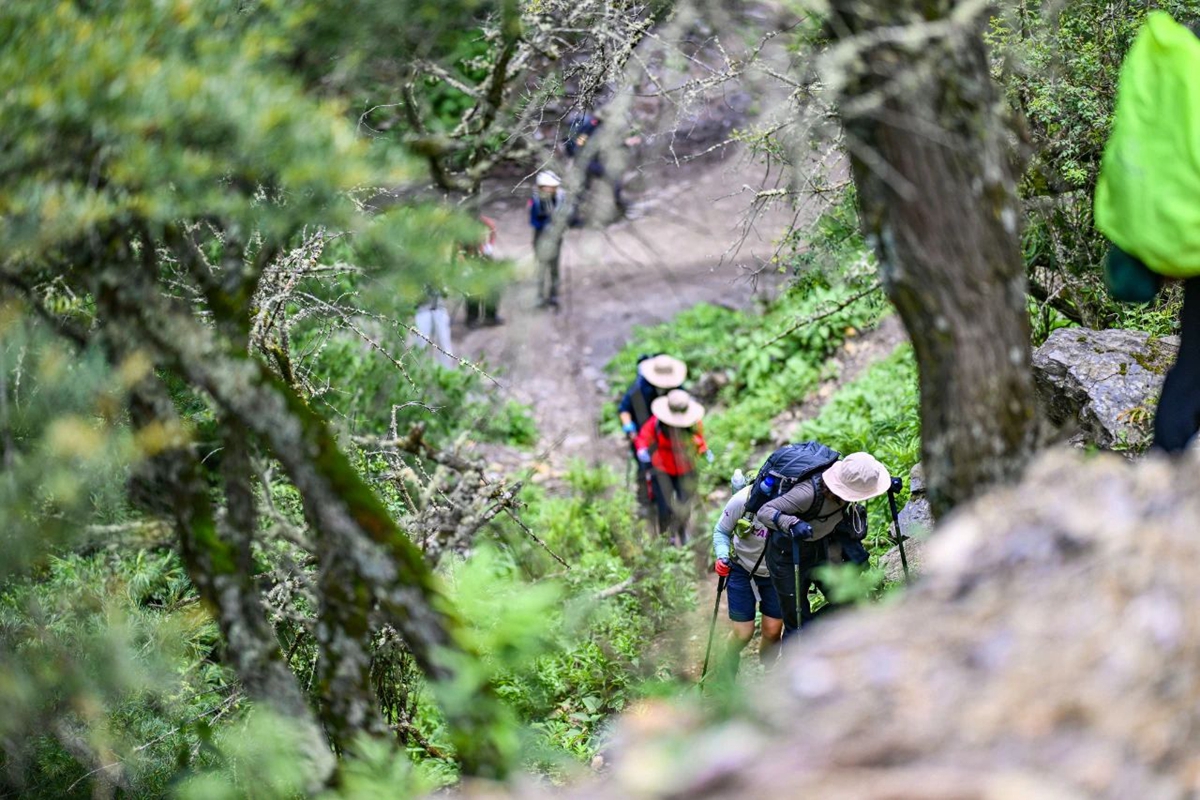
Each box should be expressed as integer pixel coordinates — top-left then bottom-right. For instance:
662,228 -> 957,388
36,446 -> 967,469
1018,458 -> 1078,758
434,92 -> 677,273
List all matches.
826,0 -> 1039,516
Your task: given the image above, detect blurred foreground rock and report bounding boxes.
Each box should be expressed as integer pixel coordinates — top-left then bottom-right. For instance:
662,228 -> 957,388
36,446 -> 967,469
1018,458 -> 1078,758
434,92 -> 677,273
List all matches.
1033,327 -> 1176,449
568,448 -> 1200,799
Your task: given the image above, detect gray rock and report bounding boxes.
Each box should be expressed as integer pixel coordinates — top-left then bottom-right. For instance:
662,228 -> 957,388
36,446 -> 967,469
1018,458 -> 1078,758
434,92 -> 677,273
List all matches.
880,534 -> 924,584
908,462 -> 925,495
1032,326 -> 1177,450
689,369 -> 729,403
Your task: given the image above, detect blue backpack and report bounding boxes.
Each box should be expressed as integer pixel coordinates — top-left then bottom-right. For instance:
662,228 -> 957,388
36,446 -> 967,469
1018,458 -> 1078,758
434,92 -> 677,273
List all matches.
743,442 -> 841,516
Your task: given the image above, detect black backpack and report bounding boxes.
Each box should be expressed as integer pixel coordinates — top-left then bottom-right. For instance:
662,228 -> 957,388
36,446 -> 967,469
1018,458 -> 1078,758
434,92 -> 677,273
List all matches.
743,441 -> 841,516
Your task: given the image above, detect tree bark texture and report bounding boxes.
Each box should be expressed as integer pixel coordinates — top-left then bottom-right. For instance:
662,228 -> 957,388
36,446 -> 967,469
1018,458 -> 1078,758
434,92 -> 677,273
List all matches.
827,0 -> 1039,516
118,367 -> 335,786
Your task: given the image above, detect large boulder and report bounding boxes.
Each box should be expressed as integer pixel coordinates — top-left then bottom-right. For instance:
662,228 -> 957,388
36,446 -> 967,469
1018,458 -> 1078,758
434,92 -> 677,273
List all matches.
569,448 -> 1200,799
1032,326 -> 1177,449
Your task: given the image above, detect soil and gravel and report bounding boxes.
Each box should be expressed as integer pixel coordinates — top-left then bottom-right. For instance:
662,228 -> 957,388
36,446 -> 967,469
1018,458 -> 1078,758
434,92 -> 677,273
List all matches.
458,151 -> 784,469
455,148 -> 844,481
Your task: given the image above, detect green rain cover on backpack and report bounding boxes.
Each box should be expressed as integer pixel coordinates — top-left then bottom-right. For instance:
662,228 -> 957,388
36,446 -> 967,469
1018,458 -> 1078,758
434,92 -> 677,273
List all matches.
1094,12 -> 1200,278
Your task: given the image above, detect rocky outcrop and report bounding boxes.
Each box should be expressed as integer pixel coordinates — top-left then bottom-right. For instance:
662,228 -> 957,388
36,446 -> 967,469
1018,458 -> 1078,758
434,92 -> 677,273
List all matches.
880,462 -> 930,582
688,369 -> 730,404
574,448 -> 1200,799
1032,326 -> 1177,450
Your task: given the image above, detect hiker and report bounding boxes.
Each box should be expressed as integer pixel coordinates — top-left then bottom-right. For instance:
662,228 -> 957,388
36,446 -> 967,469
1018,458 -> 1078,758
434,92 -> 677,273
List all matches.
619,354 -> 687,503
412,285 -> 454,368
463,215 -> 504,329
1094,14 -> 1200,453
634,389 -> 713,544
712,481 -> 784,676
529,171 -> 566,308
755,450 -> 887,640
563,111 -> 627,224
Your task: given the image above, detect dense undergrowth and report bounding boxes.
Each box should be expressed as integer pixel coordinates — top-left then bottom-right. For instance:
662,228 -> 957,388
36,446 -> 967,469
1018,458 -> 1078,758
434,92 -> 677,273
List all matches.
0,275 -> 697,797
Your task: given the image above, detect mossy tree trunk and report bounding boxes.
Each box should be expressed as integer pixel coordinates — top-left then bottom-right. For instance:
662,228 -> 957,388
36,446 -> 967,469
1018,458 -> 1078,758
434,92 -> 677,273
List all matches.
826,0 -> 1040,516
9,232 -> 514,777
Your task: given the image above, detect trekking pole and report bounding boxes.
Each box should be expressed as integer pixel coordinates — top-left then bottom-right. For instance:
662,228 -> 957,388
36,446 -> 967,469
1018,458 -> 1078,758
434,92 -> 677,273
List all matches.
699,574 -> 728,683
792,534 -> 803,633
886,476 -> 910,582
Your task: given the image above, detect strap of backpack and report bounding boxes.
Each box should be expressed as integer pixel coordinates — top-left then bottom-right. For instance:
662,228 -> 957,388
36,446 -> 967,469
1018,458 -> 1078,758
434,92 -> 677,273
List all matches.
805,475 -> 823,517
748,543 -> 768,577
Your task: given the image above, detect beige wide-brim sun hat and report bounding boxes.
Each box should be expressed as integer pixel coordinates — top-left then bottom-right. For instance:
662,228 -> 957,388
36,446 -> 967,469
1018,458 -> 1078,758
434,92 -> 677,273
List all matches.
638,354 -> 687,389
651,389 -> 705,428
536,170 -> 562,188
823,452 -> 892,502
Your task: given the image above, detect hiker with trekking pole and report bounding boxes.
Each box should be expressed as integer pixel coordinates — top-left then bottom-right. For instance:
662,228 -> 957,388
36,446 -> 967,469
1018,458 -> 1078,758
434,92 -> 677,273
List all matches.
618,354 -> 687,506
753,446 -> 889,641
701,469 -> 784,682
634,388 -> 713,545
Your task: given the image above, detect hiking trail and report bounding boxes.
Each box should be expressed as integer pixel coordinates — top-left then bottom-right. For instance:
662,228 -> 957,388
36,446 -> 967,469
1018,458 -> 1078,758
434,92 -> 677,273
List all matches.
457,145 -> 906,686
459,148 -> 829,482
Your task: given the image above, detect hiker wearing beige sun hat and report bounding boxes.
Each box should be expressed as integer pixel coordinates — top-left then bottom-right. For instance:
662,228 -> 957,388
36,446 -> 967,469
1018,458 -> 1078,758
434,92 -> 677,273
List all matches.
530,170 -> 567,308
618,353 -> 688,505
633,388 -> 713,545
618,354 -> 687,437
756,450 -> 891,641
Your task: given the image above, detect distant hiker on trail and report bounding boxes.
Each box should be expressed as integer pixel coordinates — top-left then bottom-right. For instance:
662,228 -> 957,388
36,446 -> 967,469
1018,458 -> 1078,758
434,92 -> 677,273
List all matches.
1094,13 -> 1200,453
754,448 -> 887,640
463,215 -> 504,329
619,354 -> 687,503
635,388 -> 713,545
712,482 -> 784,676
529,171 -> 566,308
412,284 -> 454,368
563,111 -> 626,224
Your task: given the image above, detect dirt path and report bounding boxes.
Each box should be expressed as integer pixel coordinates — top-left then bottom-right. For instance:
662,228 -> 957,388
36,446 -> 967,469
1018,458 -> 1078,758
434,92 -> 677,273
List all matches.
456,148 -> 839,480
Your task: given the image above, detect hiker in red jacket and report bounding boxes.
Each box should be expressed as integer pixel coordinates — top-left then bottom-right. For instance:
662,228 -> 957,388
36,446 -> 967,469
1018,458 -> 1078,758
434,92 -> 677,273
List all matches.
635,389 -> 713,544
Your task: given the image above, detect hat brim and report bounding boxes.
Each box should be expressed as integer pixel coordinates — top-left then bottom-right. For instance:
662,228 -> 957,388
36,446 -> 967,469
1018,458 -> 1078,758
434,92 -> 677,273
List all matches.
639,356 -> 687,389
823,463 -> 892,502
650,395 -> 705,428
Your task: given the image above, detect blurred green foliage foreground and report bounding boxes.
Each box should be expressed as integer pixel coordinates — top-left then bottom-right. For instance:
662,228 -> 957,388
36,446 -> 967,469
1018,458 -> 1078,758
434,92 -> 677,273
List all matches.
0,0 -> 585,794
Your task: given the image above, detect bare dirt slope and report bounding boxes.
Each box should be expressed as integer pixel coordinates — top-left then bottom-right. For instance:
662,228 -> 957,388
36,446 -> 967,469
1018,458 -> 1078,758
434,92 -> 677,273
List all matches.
455,149 -> 836,477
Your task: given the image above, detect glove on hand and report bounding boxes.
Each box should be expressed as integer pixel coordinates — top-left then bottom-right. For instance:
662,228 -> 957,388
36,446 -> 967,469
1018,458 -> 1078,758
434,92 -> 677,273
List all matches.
622,420 -> 637,435
714,558 -> 731,577
636,448 -> 651,464
789,520 -> 814,540
704,450 -> 715,464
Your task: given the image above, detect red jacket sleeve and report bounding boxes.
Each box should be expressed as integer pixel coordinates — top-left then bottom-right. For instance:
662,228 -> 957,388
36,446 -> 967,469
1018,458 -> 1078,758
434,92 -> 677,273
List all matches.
634,417 -> 657,452
692,421 -> 708,453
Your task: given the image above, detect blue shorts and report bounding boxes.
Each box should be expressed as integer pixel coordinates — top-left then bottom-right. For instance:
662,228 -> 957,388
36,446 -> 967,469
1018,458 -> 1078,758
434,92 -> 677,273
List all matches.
726,561 -> 783,622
